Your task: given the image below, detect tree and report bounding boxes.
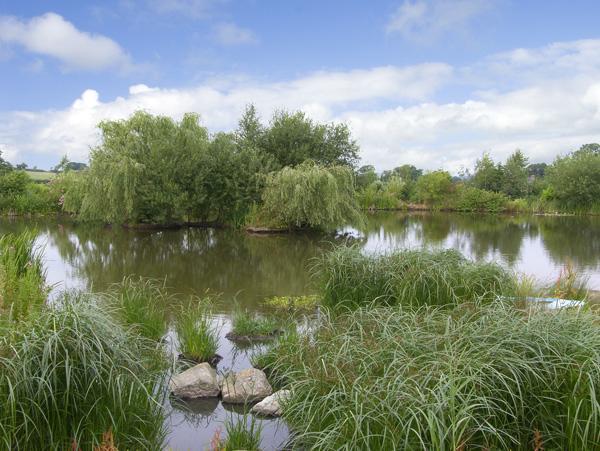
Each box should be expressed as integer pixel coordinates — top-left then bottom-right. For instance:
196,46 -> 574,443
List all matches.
355,165 -> 378,189
16,163 -> 28,170
546,144 -> 600,210
414,171 -> 453,206
0,151 -> 13,176
472,153 -> 502,192
261,110 -> 359,168
235,104 -> 265,152
259,161 -> 363,231
502,150 -> 529,198
527,162 -> 547,178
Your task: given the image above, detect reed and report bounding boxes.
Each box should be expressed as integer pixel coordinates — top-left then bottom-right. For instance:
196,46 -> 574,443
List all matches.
260,301 -> 600,450
222,414 -> 263,451
232,307 -> 279,337
315,245 -> 515,309
0,292 -> 167,450
176,300 -> 219,362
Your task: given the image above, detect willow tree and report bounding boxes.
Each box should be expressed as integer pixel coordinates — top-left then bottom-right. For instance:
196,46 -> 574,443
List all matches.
79,111 -> 209,224
258,161 -> 364,231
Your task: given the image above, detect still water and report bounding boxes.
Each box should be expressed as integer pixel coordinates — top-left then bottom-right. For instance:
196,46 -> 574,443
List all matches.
1,212 -> 599,449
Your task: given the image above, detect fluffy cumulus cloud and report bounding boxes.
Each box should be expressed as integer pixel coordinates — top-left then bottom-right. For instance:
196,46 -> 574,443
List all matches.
0,12 -> 132,71
2,39 -> 600,172
386,0 -> 494,41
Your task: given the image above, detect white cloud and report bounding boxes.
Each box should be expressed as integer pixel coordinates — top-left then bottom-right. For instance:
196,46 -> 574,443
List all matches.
0,12 -> 132,71
2,39 -> 600,172
214,22 -> 258,46
386,0 -> 494,40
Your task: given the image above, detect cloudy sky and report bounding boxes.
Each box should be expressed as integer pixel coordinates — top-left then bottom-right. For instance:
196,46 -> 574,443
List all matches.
1,0 -> 600,172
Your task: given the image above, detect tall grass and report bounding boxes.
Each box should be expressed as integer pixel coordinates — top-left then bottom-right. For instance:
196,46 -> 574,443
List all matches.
315,245 -> 515,309
0,292 -> 167,450
220,414 -> 263,451
0,231 -> 47,320
176,300 -> 219,362
261,302 -> 600,450
105,276 -> 170,340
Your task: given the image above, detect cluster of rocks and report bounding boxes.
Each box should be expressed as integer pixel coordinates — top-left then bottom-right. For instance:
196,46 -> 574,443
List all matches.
169,362 -> 290,417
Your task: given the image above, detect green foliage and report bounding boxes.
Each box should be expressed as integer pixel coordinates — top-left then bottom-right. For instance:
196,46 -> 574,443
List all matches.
357,178 -> 406,210
414,170 -> 453,206
262,302 -> 600,450
0,171 -> 30,196
546,143 -> 600,211
454,185 -> 508,212
259,162 -> 364,231
105,276 -> 170,341
355,165 -> 378,190
260,110 -> 359,168
175,300 -> 219,362
472,153 -> 503,192
264,294 -> 319,311
316,246 -> 515,309
0,151 -> 13,176
0,231 -> 47,320
502,150 -> 529,198
0,293 -> 167,450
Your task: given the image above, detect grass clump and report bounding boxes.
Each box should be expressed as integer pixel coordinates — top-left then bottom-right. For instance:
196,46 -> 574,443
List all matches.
231,307 -> 279,337
217,414 -> 263,451
316,245 -> 515,309
261,302 -> 600,450
105,276 -> 170,340
176,300 -> 219,363
0,292 -> 167,450
0,231 -> 47,320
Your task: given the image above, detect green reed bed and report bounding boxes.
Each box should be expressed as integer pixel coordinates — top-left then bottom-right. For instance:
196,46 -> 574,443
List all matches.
176,300 -> 220,362
260,301 -> 600,450
218,414 -> 263,451
315,245 -> 515,309
0,292 -> 168,450
0,231 -> 47,320
105,276 -> 171,341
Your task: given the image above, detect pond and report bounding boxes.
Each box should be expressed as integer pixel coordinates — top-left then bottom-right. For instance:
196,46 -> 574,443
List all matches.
1,212 -> 599,449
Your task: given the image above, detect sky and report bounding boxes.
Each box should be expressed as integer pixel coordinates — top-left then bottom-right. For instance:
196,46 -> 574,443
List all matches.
1,0 -> 600,172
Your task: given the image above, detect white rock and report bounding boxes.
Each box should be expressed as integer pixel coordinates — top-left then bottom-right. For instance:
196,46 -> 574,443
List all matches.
221,368 -> 273,404
251,389 -> 291,417
169,363 -> 220,398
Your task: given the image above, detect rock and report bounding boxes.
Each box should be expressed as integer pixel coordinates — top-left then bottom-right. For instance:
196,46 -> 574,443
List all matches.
169,363 -> 220,398
221,368 -> 273,404
251,389 -> 291,417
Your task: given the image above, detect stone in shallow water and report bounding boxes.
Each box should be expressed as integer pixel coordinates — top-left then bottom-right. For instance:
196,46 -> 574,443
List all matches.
251,389 -> 291,417
221,368 -> 273,404
169,363 -> 220,399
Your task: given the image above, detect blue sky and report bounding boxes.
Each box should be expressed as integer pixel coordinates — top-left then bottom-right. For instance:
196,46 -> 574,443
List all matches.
1,0 -> 600,171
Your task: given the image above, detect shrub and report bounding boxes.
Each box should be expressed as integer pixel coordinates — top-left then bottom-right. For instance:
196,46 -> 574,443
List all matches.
315,246 -> 515,309
0,293 -> 167,450
261,302 -> 600,450
258,161 -> 364,231
175,300 -> 219,362
414,170 -> 453,207
455,186 -> 508,212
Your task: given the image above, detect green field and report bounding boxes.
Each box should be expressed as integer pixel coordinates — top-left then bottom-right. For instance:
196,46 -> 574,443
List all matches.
25,170 -> 56,182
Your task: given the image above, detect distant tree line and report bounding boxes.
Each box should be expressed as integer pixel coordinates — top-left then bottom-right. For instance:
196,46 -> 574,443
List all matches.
356,145 -> 600,213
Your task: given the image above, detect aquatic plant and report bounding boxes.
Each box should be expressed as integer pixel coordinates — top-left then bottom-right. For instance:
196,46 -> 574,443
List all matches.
0,292 -> 167,450
105,276 -> 170,340
315,245 -> 515,309
176,300 -> 220,362
0,231 -> 47,320
263,294 -> 320,311
231,307 -> 279,337
261,302 -> 600,450
221,414 -> 263,451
